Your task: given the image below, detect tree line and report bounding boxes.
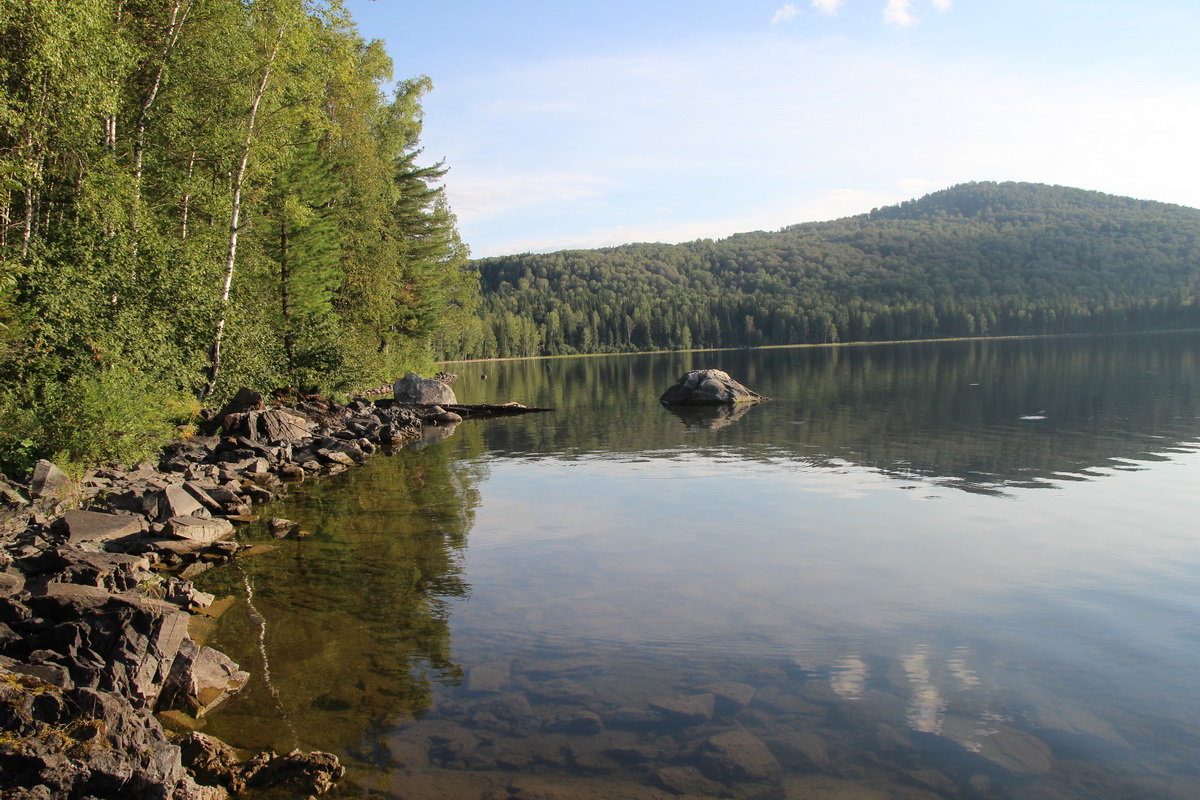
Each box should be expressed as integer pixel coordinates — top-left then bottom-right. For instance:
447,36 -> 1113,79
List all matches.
450,183 -> 1200,359
0,0 -> 477,472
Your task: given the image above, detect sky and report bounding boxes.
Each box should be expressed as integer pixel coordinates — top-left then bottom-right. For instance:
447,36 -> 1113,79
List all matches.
343,0 -> 1200,258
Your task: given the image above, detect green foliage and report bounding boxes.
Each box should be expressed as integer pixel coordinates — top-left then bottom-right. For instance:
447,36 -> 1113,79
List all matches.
467,182 -> 1200,359
0,0 -> 477,473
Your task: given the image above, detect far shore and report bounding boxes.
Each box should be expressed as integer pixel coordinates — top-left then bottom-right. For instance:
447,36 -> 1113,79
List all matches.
437,327 -> 1200,366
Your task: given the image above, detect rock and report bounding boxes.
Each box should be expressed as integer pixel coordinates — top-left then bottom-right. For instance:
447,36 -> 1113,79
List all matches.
653,765 -> 726,796
160,638 -> 249,717
167,515 -> 234,544
277,464 -> 305,481
0,571 -> 25,597
699,681 -> 757,713
767,731 -> 831,771
466,660 -> 512,693
23,583 -> 189,707
941,717 -> 1052,775
432,409 -> 462,425
57,509 -> 145,545
528,677 -> 594,704
696,729 -> 781,783
393,372 -> 457,405
29,460 -> 70,499
659,369 -> 765,406
244,749 -> 344,795
178,731 -> 242,788
183,482 -> 224,514
159,484 -> 208,520
252,408 -> 313,443
268,517 -> 297,537
602,706 -> 668,729
649,693 -> 716,725
0,476 -> 29,507
161,577 -> 215,610
206,387 -> 264,434
35,548 -> 152,593
386,730 -> 432,768
0,676 -> 203,799
544,709 -> 604,735
316,449 -> 356,467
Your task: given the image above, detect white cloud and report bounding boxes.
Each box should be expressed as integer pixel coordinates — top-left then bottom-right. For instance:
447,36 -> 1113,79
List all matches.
884,0 -> 917,26
771,4 -> 800,25
811,0 -> 843,15
422,34 -> 1200,256
932,0 -> 953,10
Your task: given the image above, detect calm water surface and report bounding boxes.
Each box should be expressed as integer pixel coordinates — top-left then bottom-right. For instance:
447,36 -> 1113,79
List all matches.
196,334 -> 1200,800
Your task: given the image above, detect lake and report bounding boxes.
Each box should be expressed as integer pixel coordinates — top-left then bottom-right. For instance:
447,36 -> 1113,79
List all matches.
195,333 -> 1200,800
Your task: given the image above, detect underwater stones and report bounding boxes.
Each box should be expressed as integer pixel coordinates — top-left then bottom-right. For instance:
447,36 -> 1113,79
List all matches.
659,369 -> 766,406
649,693 -> 716,725
653,765 -> 726,796
941,717 -> 1052,775
696,729 -> 781,784
466,660 -> 512,693
699,681 -> 757,714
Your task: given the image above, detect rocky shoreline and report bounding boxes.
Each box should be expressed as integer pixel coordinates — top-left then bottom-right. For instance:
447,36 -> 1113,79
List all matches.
0,384 -> 517,799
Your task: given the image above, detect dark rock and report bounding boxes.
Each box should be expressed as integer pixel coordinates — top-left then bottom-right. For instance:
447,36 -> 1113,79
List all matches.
0,475 -> 29,507
241,484 -> 273,504
386,731 -> 432,769
24,583 -> 189,707
205,387 -> 264,434
696,729 -> 781,783
267,518 -> 297,537
0,570 -> 26,597
33,548 -> 152,593
251,408 -> 313,443
178,731 -> 242,788
659,369 -> 766,406
29,460 -> 70,500
160,638 -> 249,717
0,676 -> 204,799
56,509 -> 145,545
393,372 -> 457,405
276,464 -> 305,481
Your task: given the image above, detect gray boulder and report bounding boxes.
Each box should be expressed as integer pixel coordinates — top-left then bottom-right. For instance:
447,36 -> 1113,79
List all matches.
393,372 -> 457,405
659,369 -> 765,406
29,460 -> 70,500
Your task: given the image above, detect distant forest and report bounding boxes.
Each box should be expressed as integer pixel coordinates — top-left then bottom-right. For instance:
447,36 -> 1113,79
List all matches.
446,182 -> 1200,359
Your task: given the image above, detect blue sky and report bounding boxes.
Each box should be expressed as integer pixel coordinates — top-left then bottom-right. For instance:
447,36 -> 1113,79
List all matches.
344,1 -> 1200,257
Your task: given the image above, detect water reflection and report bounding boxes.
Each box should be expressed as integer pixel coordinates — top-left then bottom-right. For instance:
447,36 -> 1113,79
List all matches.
196,431 -> 487,754
194,334 -> 1200,800
665,402 -> 761,430
454,333 -> 1200,493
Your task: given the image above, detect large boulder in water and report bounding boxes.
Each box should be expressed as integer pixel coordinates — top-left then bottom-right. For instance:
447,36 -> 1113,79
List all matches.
659,369 -> 765,406
393,373 -> 457,406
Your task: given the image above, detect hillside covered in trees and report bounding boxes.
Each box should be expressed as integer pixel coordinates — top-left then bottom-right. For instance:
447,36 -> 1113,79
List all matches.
0,0 -> 476,471
452,183 -> 1200,358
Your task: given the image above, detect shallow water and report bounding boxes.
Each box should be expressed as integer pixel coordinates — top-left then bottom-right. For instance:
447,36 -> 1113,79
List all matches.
196,334 -> 1200,799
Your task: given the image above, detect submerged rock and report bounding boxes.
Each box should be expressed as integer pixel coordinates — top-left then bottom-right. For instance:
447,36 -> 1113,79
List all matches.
659,369 -> 766,406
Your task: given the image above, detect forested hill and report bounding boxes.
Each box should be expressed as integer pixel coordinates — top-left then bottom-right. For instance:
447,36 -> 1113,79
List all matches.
447,182 -> 1200,359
